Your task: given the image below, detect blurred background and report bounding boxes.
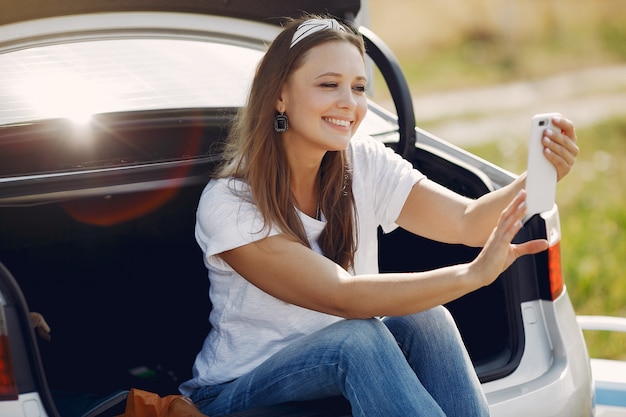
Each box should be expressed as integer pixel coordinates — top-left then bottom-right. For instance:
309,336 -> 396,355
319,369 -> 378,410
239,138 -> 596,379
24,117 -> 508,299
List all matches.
366,0 -> 626,360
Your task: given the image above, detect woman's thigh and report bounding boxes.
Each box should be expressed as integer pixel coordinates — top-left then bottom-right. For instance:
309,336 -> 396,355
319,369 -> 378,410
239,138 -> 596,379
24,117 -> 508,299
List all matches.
192,317 -> 445,417
383,306 -> 490,417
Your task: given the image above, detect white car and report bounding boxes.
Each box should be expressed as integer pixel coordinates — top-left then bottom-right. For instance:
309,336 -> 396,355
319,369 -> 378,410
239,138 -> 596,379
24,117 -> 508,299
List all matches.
0,1 -> 594,416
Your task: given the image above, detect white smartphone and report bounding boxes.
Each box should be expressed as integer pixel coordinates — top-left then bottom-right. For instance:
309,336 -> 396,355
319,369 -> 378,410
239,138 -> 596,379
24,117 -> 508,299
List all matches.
525,113 -> 559,222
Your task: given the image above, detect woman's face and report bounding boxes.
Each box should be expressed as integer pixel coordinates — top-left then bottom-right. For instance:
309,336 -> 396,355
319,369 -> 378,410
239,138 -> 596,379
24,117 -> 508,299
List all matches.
278,40 -> 368,155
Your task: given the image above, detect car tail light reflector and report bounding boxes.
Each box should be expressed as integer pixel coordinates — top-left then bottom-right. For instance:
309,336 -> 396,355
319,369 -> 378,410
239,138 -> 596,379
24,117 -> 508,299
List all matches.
0,307 -> 18,400
547,242 -> 564,300
543,209 -> 564,300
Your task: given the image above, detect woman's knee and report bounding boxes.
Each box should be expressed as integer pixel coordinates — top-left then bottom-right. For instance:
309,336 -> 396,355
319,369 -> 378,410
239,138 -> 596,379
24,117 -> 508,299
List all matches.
331,318 -> 402,363
336,318 -> 392,345
383,306 -> 470,362
385,306 -> 457,338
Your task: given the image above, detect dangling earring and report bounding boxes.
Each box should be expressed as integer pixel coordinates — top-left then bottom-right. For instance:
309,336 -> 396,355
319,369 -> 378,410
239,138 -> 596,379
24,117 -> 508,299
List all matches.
273,112 -> 289,133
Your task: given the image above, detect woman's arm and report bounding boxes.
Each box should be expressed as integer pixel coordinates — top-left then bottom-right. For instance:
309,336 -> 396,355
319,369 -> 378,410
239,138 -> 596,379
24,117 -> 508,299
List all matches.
218,117 -> 576,319
220,190 -> 546,319
396,115 -> 578,247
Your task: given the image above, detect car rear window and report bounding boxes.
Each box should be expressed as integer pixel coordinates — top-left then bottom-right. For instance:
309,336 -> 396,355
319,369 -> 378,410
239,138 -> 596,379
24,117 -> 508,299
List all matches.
0,39 -> 262,125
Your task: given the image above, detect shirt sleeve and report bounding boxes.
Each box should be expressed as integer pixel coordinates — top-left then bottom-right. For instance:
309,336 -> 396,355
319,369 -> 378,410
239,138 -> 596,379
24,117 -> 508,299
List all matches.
195,178 -> 281,268
350,136 -> 426,233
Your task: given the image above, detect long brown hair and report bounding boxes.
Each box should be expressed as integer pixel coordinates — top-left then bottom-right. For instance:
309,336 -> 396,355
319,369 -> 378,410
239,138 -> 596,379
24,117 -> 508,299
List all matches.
217,14 -> 364,270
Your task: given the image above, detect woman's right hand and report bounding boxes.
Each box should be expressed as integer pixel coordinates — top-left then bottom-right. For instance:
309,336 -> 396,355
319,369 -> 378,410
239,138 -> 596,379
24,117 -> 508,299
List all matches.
469,189 -> 548,288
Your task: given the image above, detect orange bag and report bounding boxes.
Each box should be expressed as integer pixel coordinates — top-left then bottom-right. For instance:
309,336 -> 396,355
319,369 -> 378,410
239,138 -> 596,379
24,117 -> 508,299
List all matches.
115,388 -> 207,417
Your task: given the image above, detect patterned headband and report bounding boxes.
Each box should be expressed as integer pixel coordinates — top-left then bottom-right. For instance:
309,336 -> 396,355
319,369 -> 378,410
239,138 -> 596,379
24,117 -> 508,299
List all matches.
290,18 -> 347,48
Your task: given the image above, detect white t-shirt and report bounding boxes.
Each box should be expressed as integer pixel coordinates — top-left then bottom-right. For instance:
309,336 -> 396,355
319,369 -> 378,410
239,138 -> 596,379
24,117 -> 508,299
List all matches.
179,135 -> 425,395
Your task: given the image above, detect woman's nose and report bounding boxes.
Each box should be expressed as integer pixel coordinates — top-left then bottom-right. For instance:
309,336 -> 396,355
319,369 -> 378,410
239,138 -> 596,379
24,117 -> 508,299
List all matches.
337,86 -> 357,109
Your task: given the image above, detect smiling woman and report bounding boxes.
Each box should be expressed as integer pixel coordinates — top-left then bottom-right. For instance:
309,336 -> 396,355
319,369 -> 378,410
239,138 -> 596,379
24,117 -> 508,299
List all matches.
182,14 -> 503,417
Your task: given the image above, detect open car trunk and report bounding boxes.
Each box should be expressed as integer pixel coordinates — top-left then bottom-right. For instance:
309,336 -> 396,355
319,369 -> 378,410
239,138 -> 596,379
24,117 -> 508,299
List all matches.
0,109 -> 538,416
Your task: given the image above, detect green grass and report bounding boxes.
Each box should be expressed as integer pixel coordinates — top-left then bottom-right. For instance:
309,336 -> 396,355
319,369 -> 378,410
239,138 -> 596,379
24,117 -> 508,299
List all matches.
466,118 -> 626,360
385,14 -> 626,94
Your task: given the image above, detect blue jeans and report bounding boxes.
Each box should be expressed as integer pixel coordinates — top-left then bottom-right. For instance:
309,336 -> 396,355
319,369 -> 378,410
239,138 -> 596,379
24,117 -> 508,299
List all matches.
190,306 -> 489,416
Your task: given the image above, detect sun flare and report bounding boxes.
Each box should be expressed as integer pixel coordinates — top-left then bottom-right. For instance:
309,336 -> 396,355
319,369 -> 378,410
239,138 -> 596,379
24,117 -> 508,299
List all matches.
15,71 -> 115,123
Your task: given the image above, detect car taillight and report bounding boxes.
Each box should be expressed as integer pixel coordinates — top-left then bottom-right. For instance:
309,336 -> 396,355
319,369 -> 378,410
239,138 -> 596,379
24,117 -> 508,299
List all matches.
0,306 -> 18,400
547,241 -> 564,300
543,208 -> 564,300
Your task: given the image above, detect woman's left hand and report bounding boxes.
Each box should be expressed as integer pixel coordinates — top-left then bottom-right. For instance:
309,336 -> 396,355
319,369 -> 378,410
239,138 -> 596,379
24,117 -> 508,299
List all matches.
30,312 -> 51,341
543,115 -> 579,181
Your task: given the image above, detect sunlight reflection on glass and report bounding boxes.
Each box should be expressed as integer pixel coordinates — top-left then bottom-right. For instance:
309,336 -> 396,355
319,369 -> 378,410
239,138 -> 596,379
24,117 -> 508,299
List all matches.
15,71 -> 116,124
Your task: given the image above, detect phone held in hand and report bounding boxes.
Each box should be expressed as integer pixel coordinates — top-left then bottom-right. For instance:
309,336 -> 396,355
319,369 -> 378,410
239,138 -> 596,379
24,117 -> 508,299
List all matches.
524,112 -> 559,223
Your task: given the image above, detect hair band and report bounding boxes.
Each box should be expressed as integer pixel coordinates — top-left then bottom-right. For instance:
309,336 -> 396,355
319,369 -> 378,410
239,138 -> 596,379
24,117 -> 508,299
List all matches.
290,18 -> 346,48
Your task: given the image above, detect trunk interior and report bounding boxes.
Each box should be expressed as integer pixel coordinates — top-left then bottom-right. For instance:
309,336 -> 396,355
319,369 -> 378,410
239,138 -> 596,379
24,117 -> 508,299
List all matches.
0,117 -> 528,416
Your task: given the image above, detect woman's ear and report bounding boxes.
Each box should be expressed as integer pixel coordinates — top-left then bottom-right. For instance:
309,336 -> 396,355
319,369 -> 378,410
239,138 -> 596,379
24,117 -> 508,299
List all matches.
276,85 -> 288,113
275,96 -> 286,114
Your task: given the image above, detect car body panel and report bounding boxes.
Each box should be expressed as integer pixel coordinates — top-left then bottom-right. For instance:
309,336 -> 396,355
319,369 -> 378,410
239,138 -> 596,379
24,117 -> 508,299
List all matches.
0,393 -> 46,417
486,295 -> 594,416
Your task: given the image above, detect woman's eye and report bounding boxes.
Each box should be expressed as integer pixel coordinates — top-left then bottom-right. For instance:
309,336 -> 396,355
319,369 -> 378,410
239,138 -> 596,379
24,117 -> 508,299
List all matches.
321,82 -> 338,88
353,85 -> 366,93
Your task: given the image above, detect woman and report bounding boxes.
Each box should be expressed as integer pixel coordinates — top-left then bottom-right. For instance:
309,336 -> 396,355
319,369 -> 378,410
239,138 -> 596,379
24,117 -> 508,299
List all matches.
180,15 -> 579,417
